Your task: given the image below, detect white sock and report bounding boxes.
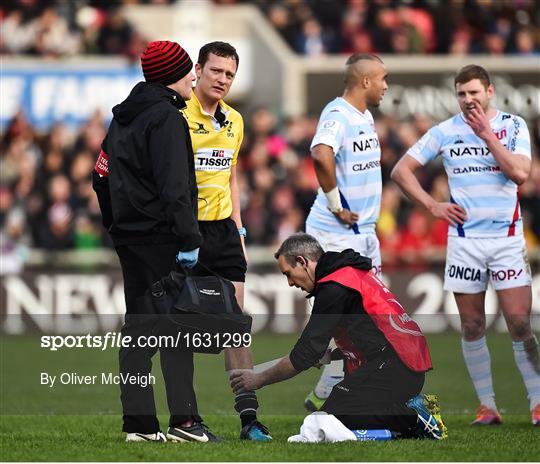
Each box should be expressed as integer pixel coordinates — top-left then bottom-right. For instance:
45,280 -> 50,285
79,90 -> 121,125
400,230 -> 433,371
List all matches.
313,360 -> 344,399
512,336 -> 540,411
462,337 -> 498,411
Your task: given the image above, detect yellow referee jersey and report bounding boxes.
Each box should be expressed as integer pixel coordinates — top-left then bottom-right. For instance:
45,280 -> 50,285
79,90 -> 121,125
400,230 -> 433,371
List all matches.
182,91 -> 244,221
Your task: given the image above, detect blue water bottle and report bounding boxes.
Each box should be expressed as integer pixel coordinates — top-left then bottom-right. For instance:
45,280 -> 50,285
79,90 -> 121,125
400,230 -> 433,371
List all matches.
352,429 -> 394,441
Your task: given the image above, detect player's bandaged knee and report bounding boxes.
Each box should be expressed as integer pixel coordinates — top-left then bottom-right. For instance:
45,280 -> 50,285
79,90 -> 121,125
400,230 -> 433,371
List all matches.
524,336 -> 540,374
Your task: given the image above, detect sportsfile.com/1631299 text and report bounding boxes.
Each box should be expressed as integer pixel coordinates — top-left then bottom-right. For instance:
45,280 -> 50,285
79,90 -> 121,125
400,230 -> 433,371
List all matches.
40,332 -> 252,351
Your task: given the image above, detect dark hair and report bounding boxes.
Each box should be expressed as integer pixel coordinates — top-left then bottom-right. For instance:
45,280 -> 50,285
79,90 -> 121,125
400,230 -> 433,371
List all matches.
274,233 -> 324,267
344,53 -> 383,87
345,53 -> 382,66
454,65 -> 491,89
198,41 -> 239,69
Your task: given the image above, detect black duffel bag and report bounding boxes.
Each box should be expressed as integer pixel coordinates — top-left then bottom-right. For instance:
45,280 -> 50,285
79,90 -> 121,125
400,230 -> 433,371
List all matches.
140,270 -> 252,354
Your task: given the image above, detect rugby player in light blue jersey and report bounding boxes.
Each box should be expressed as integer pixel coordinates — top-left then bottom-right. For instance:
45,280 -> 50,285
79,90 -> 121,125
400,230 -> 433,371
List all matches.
303,54 -> 388,412
391,65 -> 539,427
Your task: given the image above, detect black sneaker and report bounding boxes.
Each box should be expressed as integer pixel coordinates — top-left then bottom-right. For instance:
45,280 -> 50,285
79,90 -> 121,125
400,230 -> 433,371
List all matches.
125,431 -> 167,442
167,421 -> 222,443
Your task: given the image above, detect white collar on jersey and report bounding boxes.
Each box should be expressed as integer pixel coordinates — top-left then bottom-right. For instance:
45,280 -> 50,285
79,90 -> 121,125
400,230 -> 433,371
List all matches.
337,97 -> 372,121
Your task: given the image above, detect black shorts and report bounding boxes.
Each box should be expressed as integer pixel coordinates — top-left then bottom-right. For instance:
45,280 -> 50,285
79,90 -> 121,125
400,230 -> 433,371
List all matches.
321,351 -> 424,435
191,218 -> 247,282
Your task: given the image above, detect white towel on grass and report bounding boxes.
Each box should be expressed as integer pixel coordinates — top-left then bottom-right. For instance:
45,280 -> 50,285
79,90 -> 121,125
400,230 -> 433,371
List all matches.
287,412 -> 356,443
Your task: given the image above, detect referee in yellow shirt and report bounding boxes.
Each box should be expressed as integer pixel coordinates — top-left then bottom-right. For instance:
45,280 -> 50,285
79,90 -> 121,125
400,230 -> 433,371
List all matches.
182,42 -> 271,441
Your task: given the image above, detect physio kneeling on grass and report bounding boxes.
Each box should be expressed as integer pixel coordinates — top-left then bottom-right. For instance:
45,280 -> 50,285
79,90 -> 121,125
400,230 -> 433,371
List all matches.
230,232 -> 448,441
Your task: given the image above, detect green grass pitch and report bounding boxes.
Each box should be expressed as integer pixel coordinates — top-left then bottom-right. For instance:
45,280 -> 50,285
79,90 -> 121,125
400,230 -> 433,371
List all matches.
1,332 -> 538,461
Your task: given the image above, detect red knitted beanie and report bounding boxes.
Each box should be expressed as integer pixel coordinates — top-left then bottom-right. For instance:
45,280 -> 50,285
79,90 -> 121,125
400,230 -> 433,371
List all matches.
141,40 -> 193,86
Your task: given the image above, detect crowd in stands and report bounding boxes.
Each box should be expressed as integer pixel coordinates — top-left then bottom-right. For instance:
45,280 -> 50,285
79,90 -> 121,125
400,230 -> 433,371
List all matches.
1,0 -> 539,271
256,0 -> 540,56
0,0 -> 173,59
2,107 -> 539,271
1,0 -> 539,58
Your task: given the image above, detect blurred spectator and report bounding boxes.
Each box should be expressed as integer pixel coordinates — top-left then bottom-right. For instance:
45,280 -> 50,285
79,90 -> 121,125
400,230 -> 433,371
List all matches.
395,208 -> 445,270
37,175 -> 75,250
397,5 -> 435,53
370,7 -> 396,53
520,156 -> 540,247
74,213 -> 102,249
96,7 -> 134,55
449,27 -> 473,55
27,7 -> 81,57
340,8 -> 364,53
514,27 -> 539,54
396,209 -> 430,266
1,9 -> 37,54
0,204 -> 30,275
377,183 -> 402,268
295,17 -> 333,56
267,3 -> 298,49
349,30 -> 374,54
75,5 -> 105,54
483,33 -> 506,55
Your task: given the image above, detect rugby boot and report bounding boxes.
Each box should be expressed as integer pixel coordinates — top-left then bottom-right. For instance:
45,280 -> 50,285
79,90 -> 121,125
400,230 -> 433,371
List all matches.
532,404 -> 540,426
471,405 -> 502,425
240,420 -> 272,441
304,390 -> 326,412
406,394 -> 448,440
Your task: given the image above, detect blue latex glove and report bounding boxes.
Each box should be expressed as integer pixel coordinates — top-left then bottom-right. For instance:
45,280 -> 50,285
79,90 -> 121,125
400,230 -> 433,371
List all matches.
176,248 -> 199,268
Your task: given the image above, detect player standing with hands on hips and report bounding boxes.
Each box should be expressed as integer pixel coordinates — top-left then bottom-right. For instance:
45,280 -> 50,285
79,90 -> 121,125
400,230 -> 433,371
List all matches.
93,41 -> 221,442
304,53 -> 388,412
181,42 -> 271,441
391,65 -> 540,426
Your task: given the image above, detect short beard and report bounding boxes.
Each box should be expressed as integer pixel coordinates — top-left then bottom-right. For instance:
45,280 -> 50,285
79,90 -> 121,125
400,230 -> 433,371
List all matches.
367,97 -> 380,108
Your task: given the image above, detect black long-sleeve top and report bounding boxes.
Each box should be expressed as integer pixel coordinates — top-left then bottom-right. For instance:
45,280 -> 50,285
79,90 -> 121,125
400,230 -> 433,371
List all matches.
92,82 -> 201,251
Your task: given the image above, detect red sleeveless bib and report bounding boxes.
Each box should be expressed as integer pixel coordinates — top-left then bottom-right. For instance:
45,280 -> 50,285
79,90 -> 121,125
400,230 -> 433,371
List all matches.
318,267 -> 432,373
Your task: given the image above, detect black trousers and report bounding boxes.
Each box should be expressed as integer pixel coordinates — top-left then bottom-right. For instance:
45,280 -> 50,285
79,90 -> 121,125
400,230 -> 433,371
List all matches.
116,243 -> 201,434
321,351 -> 424,436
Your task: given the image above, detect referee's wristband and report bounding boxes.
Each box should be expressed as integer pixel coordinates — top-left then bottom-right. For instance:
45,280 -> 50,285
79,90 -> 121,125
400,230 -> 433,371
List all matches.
238,227 -> 247,238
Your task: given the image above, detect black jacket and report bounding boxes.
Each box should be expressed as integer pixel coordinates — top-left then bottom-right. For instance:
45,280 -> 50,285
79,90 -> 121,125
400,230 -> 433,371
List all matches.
92,81 -> 201,250
289,249 -> 390,372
